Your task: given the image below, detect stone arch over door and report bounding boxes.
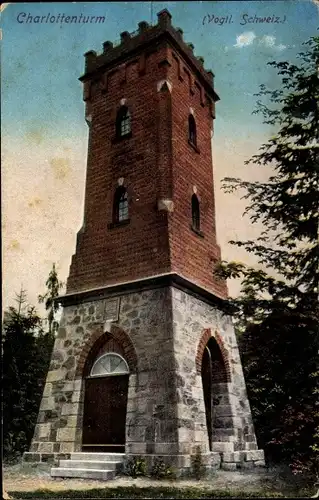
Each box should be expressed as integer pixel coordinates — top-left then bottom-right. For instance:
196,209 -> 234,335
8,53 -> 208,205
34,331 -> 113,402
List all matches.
196,329 -> 232,451
196,328 -> 231,380
75,323 -> 138,378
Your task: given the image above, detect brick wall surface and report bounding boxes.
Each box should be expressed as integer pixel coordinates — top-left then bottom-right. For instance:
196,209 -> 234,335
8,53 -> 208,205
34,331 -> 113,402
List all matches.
66,21 -> 227,300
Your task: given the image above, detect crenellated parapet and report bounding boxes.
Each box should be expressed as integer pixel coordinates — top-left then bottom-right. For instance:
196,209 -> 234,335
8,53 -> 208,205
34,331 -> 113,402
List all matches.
80,9 -> 219,103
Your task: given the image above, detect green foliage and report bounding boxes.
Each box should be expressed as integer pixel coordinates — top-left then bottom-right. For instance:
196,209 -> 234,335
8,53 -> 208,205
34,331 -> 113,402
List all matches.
38,263 -> 64,335
219,36 -> 319,480
124,456 -> 176,480
150,458 -> 176,480
124,456 -> 147,478
190,446 -> 206,480
239,312 -> 318,468
3,291 -> 55,461
6,486 -> 290,498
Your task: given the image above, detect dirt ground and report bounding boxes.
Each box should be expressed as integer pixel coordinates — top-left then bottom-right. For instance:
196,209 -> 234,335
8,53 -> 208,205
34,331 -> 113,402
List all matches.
3,462 -> 309,496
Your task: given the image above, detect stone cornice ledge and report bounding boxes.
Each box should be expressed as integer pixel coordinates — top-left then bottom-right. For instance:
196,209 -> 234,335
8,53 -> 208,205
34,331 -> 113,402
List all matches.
57,273 -> 229,312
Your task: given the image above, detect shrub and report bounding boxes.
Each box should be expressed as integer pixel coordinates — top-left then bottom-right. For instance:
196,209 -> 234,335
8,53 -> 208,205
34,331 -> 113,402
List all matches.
124,456 -> 147,478
150,458 -> 176,480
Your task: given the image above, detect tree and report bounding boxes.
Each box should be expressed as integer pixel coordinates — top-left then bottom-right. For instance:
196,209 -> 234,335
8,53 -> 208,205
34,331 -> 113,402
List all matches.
2,291 -> 54,461
15,286 -> 27,316
217,36 -> 319,478
38,263 -> 64,335
3,265 -> 64,462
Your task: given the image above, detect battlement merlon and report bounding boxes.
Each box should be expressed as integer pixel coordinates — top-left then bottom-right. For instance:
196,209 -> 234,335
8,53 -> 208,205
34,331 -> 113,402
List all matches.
79,9 -> 220,102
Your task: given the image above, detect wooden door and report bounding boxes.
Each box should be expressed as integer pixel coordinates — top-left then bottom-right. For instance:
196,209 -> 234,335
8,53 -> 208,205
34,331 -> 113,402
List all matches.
82,375 -> 129,449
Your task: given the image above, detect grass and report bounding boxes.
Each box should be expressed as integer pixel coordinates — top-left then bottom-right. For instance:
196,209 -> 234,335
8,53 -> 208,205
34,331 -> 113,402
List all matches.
5,461 -> 315,499
7,485 -> 309,499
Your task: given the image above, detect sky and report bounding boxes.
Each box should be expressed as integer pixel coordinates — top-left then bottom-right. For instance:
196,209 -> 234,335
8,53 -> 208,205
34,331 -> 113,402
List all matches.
1,1 -> 318,313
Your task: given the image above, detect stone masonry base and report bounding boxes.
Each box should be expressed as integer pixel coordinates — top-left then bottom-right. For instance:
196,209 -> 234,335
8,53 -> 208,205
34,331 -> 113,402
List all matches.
26,283 -> 265,476
23,449 -> 265,476
123,450 -> 265,476
23,452 -> 70,465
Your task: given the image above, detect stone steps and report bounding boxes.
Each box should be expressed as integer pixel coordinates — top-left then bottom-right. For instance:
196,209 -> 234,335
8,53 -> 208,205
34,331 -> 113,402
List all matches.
50,452 -> 125,480
51,467 -> 116,480
59,460 -> 122,470
71,452 -> 125,461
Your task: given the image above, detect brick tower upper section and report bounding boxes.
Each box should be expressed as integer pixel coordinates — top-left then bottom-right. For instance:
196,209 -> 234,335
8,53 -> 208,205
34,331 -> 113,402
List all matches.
66,9 -> 228,300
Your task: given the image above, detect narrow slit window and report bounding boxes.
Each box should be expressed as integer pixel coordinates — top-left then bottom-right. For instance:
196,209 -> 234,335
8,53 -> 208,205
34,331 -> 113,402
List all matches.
188,114 -> 197,146
116,106 -> 131,138
113,186 -> 129,223
191,193 -> 200,231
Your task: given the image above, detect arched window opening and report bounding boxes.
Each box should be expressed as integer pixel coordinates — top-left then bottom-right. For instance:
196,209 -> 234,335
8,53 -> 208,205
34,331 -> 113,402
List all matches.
113,186 -> 129,223
90,353 -> 129,377
116,106 -> 131,138
188,114 -> 197,146
191,193 -> 200,231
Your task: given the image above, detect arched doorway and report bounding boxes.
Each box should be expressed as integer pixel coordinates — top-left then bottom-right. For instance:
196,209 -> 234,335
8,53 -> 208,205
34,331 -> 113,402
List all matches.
82,351 -> 129,452
201,336 -> 229,451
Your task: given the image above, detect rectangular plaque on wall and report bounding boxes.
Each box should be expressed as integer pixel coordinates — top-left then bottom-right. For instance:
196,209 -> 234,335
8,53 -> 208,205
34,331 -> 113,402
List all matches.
103,297 -> 120,323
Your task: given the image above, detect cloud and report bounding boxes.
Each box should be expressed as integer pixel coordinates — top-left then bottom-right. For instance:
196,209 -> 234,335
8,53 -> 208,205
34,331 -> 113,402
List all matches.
234,32 -> 256,48
260,35 -> 287,51
233,32 -> 287,51
261,35 -> 276,47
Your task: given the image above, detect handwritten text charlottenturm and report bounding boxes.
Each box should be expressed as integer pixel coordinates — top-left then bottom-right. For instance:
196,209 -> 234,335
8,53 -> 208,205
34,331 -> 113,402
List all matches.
17,12 -> 106,24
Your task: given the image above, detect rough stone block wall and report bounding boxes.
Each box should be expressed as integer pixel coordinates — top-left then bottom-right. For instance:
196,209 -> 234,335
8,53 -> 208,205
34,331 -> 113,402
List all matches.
171,287 -> 261,459
27,288 -> 178,462
25,285 -> 264,470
